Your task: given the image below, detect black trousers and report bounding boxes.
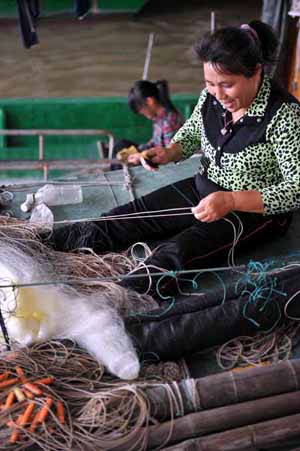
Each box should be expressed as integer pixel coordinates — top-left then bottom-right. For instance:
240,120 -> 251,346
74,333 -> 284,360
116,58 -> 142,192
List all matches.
49,175 -> 291,297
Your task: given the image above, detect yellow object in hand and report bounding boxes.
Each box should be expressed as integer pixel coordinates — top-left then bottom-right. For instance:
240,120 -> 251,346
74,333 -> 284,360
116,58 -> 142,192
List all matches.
116,145 -> 138,163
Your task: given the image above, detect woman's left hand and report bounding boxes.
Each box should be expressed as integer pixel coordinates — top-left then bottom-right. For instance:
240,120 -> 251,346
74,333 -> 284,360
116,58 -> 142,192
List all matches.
192,191 -> 235,222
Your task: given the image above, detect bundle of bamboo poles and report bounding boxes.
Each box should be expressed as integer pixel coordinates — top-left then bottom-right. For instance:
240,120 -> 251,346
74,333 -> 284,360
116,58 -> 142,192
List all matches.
1,343 -> 300,450
126,359 -> 300,451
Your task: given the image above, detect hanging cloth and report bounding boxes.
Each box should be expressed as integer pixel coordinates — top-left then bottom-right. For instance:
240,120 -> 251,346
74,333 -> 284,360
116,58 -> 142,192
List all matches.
292,25 -> 300,94
261,0 -> 292,84
75,0 -> 91,19
289,2 -> 300,95
16,0 -> 40,49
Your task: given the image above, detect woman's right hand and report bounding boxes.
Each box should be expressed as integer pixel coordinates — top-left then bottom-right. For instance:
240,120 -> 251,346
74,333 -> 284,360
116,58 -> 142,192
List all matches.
143,147 -> 171,165
143,143 -> 183,169
127,148 -> 169,172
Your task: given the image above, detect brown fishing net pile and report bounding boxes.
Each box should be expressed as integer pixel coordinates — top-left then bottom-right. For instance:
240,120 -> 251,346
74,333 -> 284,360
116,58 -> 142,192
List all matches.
0,341 -> 187,451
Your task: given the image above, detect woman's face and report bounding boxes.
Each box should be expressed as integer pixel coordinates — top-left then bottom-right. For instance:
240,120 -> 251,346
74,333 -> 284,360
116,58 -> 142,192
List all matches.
138,97 -> 161,120
203,62 -> 262,113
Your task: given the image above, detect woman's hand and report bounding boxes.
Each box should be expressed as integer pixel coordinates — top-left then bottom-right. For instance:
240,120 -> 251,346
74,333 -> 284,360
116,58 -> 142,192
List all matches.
126,147 -> 171,170
140,143 -> 184,172
143,147 -> 171,164
127,152 -> 142,165
192,191 -> 235,222
192,190 -> 264,221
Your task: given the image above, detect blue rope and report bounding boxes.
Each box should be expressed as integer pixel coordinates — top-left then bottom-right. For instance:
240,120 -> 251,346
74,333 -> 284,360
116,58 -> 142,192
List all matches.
129,272 -> 177,318
235,260 -> 287,331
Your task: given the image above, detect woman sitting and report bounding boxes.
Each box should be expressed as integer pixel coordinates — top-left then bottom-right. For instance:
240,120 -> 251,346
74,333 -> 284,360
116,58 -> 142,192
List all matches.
48,20 -> 300,297
111,79 -> 184,169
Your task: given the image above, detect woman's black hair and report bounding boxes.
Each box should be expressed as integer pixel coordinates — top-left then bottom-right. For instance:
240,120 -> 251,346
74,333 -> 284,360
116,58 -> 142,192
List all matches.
128,79 -> 178,114
194,20 -> 278,77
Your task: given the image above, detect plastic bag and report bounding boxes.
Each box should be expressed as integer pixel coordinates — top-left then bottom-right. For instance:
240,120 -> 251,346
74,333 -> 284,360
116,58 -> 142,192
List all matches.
29,203 -> 54,230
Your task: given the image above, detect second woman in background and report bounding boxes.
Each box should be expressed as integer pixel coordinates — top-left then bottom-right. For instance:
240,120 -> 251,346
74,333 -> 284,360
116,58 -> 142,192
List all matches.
111,79 -> 184,169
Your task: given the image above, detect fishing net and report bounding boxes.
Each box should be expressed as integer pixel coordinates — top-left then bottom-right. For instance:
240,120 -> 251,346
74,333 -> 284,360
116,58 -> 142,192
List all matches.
1,216 -> 300,449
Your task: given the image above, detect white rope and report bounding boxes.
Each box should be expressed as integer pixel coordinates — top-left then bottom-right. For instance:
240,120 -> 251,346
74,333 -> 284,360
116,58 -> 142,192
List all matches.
284,289 -> 300,320
51,207 -> 193,226
223,212 -> 244,268
130,242 -> 153,264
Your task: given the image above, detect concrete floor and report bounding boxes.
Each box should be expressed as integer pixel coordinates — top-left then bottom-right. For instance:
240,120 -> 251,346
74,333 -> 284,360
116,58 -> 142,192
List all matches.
0,0 -> 262,98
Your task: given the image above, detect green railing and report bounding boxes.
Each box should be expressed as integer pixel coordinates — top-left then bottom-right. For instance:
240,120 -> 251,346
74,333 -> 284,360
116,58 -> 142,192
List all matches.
0,93 -> 198,178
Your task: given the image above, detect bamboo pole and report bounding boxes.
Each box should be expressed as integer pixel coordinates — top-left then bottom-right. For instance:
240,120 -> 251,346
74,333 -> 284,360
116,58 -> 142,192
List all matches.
148,390 -> 300,449
144,359 -> 300,420
160,412 -> 300,451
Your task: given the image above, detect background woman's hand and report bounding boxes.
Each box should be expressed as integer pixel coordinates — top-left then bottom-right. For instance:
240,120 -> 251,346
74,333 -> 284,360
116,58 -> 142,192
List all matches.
192,191 -> 235,222
127,152 -> 142,165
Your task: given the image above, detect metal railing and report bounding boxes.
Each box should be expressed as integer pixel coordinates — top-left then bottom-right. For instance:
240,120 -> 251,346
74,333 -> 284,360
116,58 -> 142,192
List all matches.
0,129 -> 115,180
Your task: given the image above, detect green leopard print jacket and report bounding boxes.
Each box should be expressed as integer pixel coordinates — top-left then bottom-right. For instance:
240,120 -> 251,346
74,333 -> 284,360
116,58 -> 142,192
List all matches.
172,75 -> 300,216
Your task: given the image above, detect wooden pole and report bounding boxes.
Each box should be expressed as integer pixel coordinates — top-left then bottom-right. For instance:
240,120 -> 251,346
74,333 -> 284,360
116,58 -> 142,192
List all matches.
210,11 -> 216,34
142,32 -> 155,80
91,0 -> 100,14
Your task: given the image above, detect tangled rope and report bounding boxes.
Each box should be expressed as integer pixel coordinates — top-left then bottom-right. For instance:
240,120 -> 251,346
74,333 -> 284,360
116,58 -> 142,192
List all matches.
216,321 -> 300,370
0,340 -> 186,451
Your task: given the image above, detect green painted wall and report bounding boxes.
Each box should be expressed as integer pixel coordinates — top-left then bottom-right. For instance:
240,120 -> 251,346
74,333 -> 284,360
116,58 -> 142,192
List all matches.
0,0 -> 148,17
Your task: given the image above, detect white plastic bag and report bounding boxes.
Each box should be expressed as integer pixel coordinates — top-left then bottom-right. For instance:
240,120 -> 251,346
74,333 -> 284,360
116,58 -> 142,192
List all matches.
29,203 -> 54,229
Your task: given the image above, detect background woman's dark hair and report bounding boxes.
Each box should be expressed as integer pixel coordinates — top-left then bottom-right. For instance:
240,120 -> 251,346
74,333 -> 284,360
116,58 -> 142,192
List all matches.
194,20 -> 278,77
128,79 -> 178,114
